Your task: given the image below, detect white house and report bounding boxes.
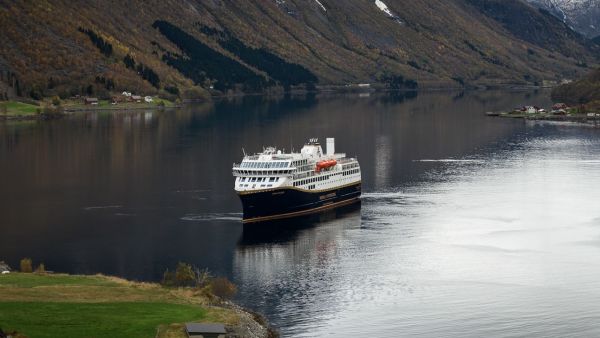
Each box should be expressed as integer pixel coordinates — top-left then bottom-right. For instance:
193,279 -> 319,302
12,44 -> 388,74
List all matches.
144,96 -> 153,103
526,106 -> 537,114
122,91 -> 132,97
0,261 -> 11,274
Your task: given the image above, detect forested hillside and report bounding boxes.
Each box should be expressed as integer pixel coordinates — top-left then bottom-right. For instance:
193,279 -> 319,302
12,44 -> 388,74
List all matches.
0,0 -> 598,100
551,67 -> 600,104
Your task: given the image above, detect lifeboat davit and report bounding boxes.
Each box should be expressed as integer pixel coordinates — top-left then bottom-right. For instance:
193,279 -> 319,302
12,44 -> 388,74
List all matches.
315,159 -> 337,172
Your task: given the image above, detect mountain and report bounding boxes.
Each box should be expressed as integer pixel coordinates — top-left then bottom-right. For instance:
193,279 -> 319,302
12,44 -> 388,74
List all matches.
0,0 -> 598,100
526,0 -> 600,38
551,67 -> 600,104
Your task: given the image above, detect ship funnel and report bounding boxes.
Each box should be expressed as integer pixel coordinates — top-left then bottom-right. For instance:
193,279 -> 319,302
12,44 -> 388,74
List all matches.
326,138 -> 335,156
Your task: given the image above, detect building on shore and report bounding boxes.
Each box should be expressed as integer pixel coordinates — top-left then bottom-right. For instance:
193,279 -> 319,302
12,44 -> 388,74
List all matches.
83,97 -> 98,105
185,323 -> 226,338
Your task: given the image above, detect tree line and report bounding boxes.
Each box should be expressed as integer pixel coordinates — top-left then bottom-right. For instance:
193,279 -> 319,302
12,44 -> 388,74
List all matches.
153,20 -> 267,91
78,27 -> 113,57
215,31 -> 317,87
123,54 -> 160,89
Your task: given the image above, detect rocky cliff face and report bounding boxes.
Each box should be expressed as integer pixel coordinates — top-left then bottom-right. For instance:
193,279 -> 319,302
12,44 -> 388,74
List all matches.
0,0 -> 598,99
527,0 -> 600,38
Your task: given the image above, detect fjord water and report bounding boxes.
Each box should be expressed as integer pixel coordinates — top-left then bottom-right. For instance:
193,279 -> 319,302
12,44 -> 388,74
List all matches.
2,90 -> 600,337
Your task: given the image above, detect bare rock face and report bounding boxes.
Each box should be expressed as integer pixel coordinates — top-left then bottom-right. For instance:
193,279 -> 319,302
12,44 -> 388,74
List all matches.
527,0 -> 600,38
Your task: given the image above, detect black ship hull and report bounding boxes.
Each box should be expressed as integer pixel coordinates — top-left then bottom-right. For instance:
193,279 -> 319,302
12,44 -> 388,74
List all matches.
238,182 -> 361,223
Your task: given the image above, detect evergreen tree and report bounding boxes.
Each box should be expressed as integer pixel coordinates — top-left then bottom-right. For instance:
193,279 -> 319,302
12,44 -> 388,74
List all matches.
153,20 -> 267,91
123,54 -> 136,69
78,27 -> 113,57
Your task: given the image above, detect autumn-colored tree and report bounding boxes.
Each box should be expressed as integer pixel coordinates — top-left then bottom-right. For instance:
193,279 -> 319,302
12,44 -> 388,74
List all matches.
210,277 -> 237,300
20,258 -> 33,273
34,263 -> 46,273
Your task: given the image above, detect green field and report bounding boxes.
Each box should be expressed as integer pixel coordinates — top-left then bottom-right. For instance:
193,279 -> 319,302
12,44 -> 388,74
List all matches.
62,97 -> 176,110
0,302 -> 204,338
1,101 -> 39,116
0,98 -> 177,117
0,273 -> 115,288
0,273 -> 240,338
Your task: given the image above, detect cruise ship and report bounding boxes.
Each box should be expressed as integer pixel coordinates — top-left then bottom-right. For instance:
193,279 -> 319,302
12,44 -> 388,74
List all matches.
232,138 -> 361,223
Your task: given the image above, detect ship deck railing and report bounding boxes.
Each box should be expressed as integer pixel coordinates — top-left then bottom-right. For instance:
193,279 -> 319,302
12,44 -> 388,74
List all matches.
232,164 -> 297,171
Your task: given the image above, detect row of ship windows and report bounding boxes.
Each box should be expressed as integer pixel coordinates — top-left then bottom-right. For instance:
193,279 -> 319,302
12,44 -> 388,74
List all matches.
342,163 -> 360,170
293,169 -> 359,187
240,184 -> 274,188
237,170 -> 290,175
292,160 -> 308,166
240,162 -> 290,169
343,169 -> 360,176
239,177 -> 279,183
294,175 -> 329,187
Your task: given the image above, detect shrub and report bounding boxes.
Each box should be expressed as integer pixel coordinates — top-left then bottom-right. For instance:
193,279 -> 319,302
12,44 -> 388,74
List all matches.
43,104 -> 64,116
51,96 -> 61,106
210,277 -> 237,300
20,258 -> 33,273
161,269 -> 175,287
182,87 -> 209,101
164,86 -> 179,96
34,263 -> 45,273
193,267 -> 212,288
29,87 -> 43,100
161,263 -> 198,287
161,263 -> 217,289
175,262 -> 195,286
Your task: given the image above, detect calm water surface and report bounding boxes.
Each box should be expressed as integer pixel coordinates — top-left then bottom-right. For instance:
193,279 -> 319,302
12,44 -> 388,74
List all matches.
2,90 -> 600,337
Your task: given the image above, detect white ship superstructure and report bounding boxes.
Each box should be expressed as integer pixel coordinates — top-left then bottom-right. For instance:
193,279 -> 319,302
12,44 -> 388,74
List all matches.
233,138 -> 360,192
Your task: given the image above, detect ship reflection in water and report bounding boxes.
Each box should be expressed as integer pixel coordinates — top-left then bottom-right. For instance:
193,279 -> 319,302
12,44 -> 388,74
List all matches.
234,203 -> 362,332
238,202 -> 361,246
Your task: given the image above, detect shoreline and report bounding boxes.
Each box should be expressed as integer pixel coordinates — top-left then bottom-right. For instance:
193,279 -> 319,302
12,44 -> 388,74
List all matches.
0,272 -> 275,338
487,112 -> 600,123
0,104 -> 181,121
0,86 -> 555,121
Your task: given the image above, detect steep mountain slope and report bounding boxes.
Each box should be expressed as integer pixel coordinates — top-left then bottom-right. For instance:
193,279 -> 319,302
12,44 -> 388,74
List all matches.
526,0 -> 600,38
0,0 -> 598,100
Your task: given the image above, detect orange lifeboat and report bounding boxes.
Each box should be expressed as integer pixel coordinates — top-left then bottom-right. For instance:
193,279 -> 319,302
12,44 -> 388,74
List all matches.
315,159 -> 337,172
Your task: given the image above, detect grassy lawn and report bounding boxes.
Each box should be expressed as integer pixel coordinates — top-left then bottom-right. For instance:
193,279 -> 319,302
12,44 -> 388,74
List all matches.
1,101 -> 39,116
0,302 -> 204,338
0,273 -> 240,338
62,97 -> 176,110
0,273 -> 116,288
